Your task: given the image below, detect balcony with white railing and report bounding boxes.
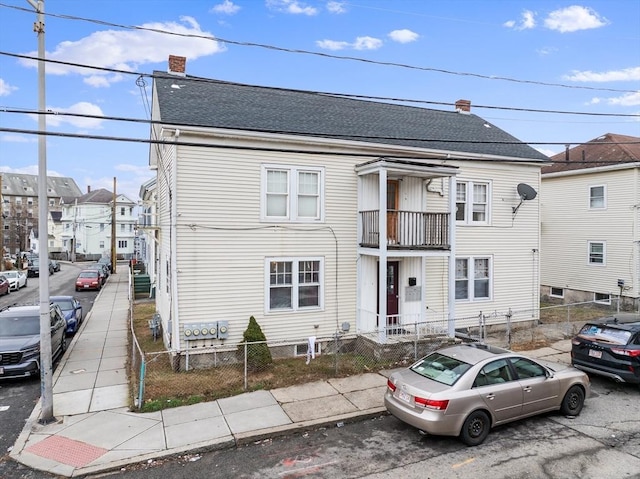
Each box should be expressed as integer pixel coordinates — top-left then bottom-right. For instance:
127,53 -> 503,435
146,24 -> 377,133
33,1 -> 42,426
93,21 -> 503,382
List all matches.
359,210 -> 450,250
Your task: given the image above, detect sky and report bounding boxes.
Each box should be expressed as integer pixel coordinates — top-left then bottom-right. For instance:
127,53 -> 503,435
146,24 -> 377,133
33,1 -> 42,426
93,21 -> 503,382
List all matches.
0,0 -> 639,202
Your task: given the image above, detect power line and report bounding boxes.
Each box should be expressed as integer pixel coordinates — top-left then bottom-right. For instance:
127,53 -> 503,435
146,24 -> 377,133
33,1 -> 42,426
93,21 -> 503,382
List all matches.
1,126 -> 638,165
1,52 -> 638,120
0,2 -> 636,95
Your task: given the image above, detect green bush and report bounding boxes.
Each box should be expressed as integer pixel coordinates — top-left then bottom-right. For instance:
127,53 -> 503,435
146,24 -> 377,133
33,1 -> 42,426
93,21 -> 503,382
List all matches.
239,316 -> 272,371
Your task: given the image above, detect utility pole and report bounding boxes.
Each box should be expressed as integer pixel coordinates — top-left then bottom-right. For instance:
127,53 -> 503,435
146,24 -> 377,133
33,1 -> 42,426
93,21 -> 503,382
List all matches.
111,177 -> 117,274
27,0 -> 54,424
71,198 -> 77,262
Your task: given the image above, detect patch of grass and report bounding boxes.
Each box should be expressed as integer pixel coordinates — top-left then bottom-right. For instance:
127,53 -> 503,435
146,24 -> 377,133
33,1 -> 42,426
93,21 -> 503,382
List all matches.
539,302 -> 610,324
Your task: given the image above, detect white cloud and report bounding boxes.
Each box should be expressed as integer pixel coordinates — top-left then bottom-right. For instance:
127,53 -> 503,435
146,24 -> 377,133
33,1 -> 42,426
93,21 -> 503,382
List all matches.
353,36 -> 383,50
28,102 -> 105,129
544,6 -> 608,33
85,167 -> 154,201
0,78 -> 18,96
504,10 -> 536,30
326,1 -> 346,14
563,67 -> 640,82
318,36 -> 383,51
210,0 -> 241,15
315,39 -> 350,51
536,47 -> 558,56
388,29 -> 419,44
536,148 -> 560,158
18,17 -> 224,87
588,91 -> 640,107
0,134 -> 36,143
0,165 -> 64,176
266,0 -> 318,15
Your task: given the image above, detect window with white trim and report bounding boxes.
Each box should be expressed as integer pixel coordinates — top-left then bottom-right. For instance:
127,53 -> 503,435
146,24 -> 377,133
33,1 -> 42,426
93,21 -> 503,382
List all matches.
262,165 -> 324,222
550,287 -> 564,298
594,292 -> 611,304
455,257 -> 491,301
588,241 -> 605,265
456,181 -> 490,224
266,257 -> 323,311
589,185 -> 606,209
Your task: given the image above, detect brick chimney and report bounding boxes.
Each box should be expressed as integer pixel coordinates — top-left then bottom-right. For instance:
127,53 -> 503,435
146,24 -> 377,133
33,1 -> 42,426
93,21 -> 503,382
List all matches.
168,55 -> 187,76
455,99 -> 471,114
87,185 -> 91,193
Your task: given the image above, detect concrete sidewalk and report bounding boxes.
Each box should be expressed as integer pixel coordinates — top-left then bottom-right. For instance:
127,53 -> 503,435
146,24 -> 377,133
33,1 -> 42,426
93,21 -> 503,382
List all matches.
9,270 -> 574,477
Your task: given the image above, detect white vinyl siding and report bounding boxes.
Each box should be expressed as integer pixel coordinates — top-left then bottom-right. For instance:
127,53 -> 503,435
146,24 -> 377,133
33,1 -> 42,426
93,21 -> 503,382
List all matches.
541,166 -> 638,300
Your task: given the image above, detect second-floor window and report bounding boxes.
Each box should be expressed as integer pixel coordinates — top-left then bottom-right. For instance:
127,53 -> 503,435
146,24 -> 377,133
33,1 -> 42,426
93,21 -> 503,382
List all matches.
120,207 -> 126,216
456,181 -> 489,224
262,165 -> 324,222
589,185 -> 606,209
588,241 -> 605,265
456,257 -> 491,301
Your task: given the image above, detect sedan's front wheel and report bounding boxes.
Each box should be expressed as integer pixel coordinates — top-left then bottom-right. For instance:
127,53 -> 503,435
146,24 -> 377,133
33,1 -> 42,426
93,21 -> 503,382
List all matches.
560,385 -> 585,416
460,410 -> 491,446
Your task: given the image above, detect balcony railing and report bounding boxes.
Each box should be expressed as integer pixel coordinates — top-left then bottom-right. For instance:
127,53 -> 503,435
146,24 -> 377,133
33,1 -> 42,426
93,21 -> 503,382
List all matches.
360,210 -> 449,250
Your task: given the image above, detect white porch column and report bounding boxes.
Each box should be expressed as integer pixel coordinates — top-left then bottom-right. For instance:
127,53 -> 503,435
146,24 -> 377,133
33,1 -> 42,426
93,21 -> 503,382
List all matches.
447,175 -> 457,337
378,169 -> 388,342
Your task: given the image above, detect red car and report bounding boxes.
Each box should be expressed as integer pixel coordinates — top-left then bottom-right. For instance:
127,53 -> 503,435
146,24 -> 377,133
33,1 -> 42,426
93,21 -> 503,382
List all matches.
0,274 -> 10,296
75,270 -> 102,291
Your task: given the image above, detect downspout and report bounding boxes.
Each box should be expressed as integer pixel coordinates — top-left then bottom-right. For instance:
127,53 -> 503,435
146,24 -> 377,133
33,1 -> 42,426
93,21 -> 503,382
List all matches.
447,175 -> 457,337
171,129 -> 180,352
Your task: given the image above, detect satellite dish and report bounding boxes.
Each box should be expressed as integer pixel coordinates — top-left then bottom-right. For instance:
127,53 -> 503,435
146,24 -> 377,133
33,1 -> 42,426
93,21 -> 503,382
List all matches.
517,183 -> 537,201
512,183 -> 538,216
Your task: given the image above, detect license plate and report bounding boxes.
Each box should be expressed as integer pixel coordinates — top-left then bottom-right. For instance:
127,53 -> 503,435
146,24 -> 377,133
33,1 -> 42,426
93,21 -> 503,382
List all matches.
398,390 -> 411,403
0,367 -> 4,374
84,285 -> 89,288
588,349 -> 602,359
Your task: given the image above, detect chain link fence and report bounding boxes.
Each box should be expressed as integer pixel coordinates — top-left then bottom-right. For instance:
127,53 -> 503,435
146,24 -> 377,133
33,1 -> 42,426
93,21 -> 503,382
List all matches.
128,295 -> 630,412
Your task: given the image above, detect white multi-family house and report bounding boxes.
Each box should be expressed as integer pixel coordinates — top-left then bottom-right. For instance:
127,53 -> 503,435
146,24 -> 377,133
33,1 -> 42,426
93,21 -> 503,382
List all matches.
60,187 -> 137,260
146,55 -> 549,357
541,133 -> 640,311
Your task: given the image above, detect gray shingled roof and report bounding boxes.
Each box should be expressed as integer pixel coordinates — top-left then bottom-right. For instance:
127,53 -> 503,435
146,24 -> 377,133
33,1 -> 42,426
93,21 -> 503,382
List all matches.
153,73 -> 549,162
0,173 -> 82,198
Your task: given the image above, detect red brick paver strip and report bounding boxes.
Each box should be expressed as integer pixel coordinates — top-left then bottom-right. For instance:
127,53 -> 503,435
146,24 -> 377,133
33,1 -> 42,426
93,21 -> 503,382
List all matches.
26,435 -> 108,468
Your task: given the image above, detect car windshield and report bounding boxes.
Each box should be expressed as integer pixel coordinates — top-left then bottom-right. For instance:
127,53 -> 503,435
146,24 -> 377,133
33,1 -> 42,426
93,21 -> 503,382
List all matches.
52,299 -> 74,310
79,272 -> 98,278
410,352 -> 472,386
0,315 -> 39,336
578,324 -> 632,345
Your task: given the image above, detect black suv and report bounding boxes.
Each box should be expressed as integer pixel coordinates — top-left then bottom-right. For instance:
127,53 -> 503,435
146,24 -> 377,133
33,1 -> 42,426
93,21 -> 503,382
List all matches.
0,304 -> 67,379
27,257 -> 54,277
571,314 -> 640,385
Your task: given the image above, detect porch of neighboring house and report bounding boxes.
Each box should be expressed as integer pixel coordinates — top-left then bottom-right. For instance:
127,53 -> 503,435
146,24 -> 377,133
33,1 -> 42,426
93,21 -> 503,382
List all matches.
355,158 -> 458,343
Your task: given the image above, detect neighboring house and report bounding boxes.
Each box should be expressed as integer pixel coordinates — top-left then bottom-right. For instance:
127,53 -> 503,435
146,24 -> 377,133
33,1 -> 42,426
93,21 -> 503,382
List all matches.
0,173 -> 81,255
138,177 -> 158,291
541,133 -> 640,311
60,187 -> 137,260
146,55 -> 549,358
28,211 -> 61,256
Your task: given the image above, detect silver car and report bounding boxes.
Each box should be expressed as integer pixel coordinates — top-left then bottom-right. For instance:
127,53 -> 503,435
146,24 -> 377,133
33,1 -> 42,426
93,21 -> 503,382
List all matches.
384,343 -> 590,446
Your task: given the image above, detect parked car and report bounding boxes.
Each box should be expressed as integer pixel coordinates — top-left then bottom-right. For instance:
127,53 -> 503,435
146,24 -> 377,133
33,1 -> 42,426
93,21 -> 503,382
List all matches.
3,270 -> 28,291
86,263 -> 108,283
51,260 -> 61,272
75,270 -> 102,291
571,314 -> 640,385
97,256 -> 111,273
384,343 -> 590,446
27,258 -> 54,277
0,275 -> 10,296
0,303 -> 67,379
50,296 -> 83,335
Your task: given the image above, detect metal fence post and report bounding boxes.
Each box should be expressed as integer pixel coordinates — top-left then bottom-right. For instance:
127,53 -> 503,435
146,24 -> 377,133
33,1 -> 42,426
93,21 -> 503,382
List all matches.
243,342 -> 248,391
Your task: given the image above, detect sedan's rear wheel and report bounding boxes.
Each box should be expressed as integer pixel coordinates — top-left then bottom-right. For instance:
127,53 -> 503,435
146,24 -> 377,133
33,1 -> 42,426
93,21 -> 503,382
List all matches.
460,410 -> 491,446
560,385 -> 585,416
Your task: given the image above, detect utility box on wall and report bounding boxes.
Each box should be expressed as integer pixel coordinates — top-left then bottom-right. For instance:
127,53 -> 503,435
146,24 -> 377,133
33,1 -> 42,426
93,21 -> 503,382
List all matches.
183,321 -> 229,341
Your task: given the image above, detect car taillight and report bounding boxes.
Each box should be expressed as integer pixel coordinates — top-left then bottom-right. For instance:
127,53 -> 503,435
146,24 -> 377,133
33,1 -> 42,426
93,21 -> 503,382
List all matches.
387,379 -> 396,392
414,397 -> 449,410
610,348 -> 640,358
